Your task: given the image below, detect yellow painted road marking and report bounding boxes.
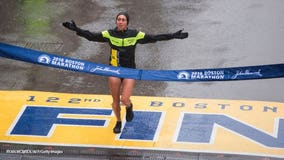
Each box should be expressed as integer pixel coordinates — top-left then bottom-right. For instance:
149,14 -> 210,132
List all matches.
0,91 -> 283,158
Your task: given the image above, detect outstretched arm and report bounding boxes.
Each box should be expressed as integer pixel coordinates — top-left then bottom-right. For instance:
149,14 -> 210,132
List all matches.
138,30 -> 188,44
62,20 -> 106,42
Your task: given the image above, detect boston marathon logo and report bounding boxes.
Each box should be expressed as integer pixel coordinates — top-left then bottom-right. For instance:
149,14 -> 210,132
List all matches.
38,54 -> 85,71
38,55 -> 51,64
177,71 -> 190,79
177,70 -> 225,80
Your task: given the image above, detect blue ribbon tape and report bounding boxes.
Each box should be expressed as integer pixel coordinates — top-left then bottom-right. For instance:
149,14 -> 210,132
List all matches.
1,42 -> 284,82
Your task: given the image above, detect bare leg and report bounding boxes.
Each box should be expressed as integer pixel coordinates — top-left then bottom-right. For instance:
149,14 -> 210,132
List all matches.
109,77 -> 135,133
121,79 -> 135,122
121,79 -> 135,106
108,77 -> 122,121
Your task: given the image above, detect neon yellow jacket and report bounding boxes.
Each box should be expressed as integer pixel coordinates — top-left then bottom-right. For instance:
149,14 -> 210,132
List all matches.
76,27 -> 174,68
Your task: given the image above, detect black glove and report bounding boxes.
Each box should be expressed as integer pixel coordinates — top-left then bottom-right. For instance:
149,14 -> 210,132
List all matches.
62,20 -> 79,32
172,30 -> 188,39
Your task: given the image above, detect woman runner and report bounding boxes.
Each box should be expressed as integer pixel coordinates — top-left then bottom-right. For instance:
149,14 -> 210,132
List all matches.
62,12 -> 188,133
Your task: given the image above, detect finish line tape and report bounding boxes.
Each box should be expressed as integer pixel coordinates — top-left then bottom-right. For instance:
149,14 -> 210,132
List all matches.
1,42 -> 284,82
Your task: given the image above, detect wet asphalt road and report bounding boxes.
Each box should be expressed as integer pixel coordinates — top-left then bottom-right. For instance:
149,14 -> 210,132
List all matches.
0,0 -> 284,102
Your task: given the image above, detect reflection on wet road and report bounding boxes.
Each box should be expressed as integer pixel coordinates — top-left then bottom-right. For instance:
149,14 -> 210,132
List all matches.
0,0 -> 284,102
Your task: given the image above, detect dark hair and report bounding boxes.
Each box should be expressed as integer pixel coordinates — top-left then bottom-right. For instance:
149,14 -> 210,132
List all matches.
116,12 -> 129,25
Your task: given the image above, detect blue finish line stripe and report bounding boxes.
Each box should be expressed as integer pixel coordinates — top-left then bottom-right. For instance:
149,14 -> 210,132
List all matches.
1,42 -> 284,82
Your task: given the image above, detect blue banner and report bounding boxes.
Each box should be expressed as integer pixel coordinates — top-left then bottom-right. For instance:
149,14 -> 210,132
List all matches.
1,42 -> 284,82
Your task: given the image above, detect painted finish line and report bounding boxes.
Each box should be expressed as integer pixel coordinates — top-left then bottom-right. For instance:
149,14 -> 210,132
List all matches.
0,91 -> 283,158
1,42 -> 284,81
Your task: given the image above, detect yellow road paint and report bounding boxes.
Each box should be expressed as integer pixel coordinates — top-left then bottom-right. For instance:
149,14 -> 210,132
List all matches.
0,91 -> 283,158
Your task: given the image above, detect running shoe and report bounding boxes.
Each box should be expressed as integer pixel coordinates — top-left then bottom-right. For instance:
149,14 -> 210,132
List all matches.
126,103 -> 134,122
113,121 -> 122,134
